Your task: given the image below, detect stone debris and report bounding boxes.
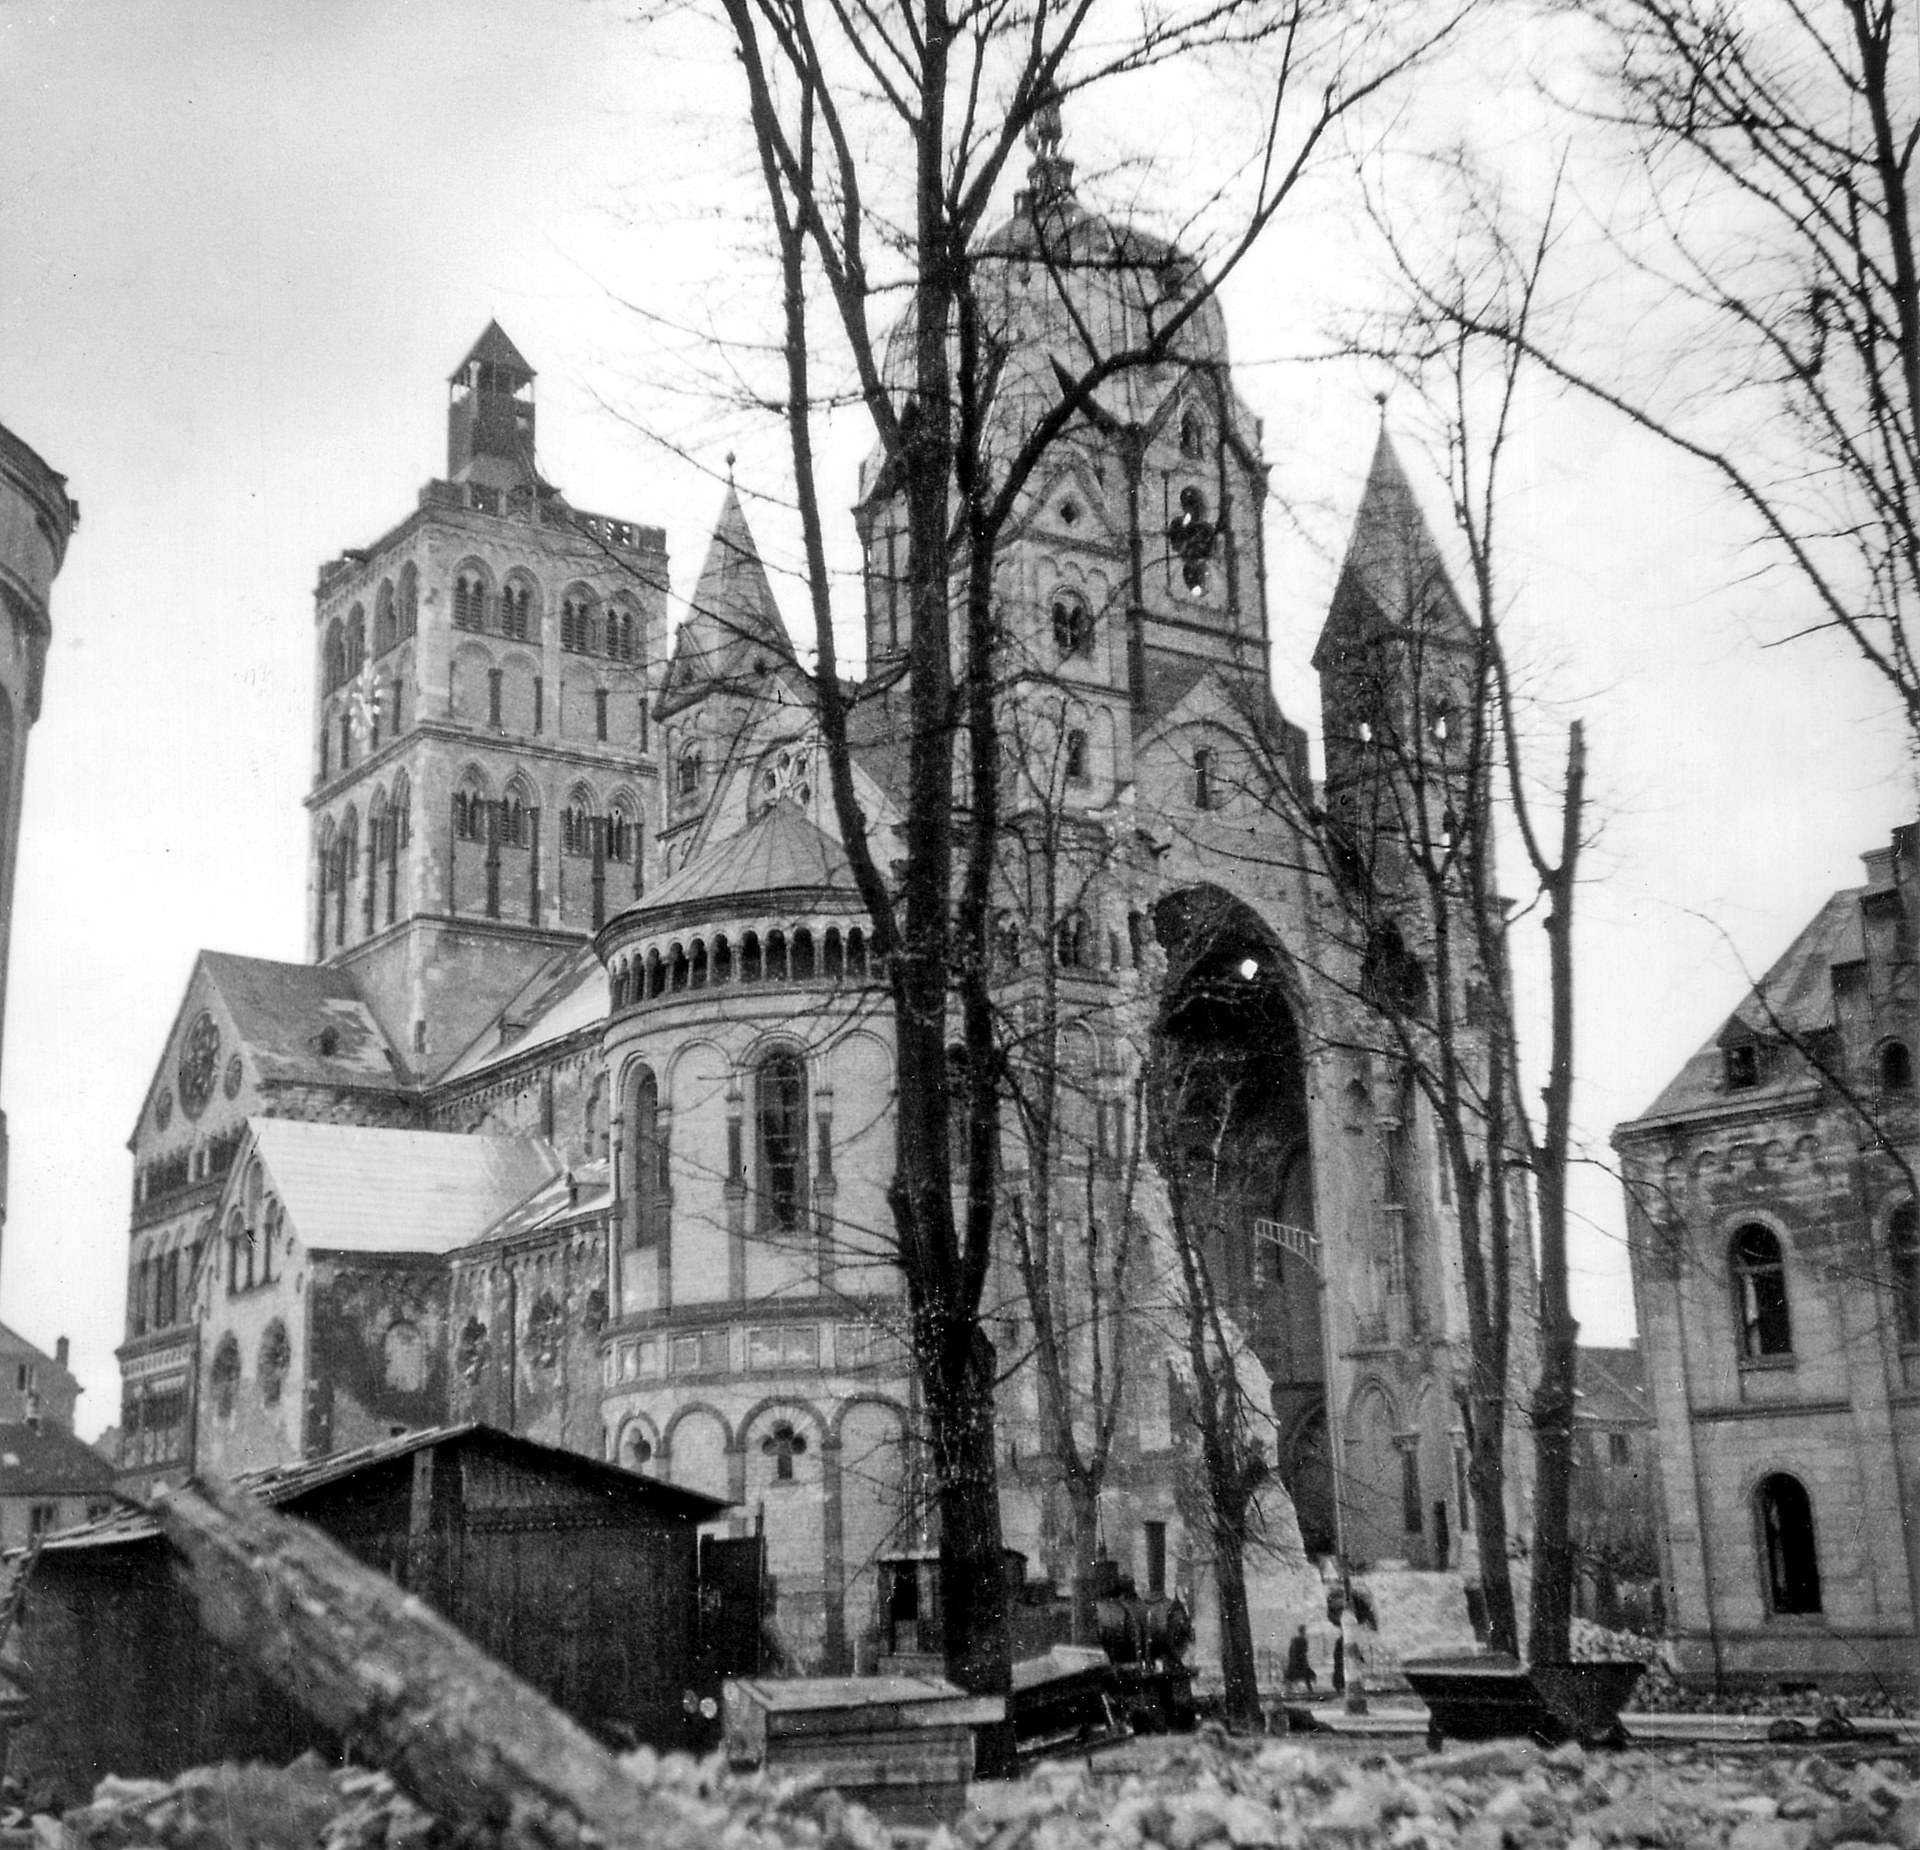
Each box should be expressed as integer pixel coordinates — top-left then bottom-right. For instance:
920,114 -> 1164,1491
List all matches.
25,1734 -> 1920,1850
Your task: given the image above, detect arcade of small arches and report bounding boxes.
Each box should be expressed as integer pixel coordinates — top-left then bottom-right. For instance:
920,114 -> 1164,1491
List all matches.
321,564 -> 420,694
606,1392 -> 910,1493
315,776 -> 414,955
448,560 -> 643,664
609,922 -> 875,1010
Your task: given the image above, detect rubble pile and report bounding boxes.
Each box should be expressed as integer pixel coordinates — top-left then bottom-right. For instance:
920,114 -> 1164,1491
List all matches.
36,1733 -> 1920,1850
959,1738 -> 1920,1850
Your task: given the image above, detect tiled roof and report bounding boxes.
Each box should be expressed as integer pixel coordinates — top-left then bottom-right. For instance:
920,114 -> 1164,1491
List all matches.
1313,428 -> 1468,671
662,489 -> 795,703
613,800 -> 859,924
36,1423 -> 728,1556
0,1423 -> 116,1498
1576,1346 -> 1650,1428
1626,887 -> 1864,1125
200,953 -> 405,1091
250,1119 -> 561,1256
438,947 -> 608,1084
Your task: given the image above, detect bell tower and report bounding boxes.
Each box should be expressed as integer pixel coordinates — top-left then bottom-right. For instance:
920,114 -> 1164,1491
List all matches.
447,321 -> 537,491
307,327 -> 668,1078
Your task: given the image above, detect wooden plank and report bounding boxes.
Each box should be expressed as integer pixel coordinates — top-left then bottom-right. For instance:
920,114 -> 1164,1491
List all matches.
154,1479 -> 744,1850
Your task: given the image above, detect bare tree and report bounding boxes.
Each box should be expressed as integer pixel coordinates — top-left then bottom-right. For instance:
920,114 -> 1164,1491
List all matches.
687,0 -> 1467,1742
1320,169 -> 1594,1661
1456,0 -> 1920,740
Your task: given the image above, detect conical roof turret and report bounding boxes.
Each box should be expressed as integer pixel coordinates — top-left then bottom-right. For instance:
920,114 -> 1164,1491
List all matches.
661,487 -> 796,712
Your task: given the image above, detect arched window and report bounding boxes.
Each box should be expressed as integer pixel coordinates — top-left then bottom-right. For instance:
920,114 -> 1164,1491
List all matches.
323,622 -> 346,693
621,1424 -> 655,1473
454,571 -> 487,632
1055,910 -> 1089,969
1167,485 -> 1215,595
792,928 -> 816,979
1883,1041 -> 1913,1091
500,582 -> 532,641
258,1319 -> 291,1408
677,744 -> 703,800
1893,1203 -> 1920,1345
606,606 -> 636,661
375,582 -> 397,655
563,795 -> 597,858
384,1320 -> 425,1392
713,935 -> 733,984
210,1334 -> 240,1421
262,1197 -> 282,1285
606,801 -> 635,863
500,789 -> 528,850
562,590 -> 594,654
1757,1473 -> 1822,1613
1732,1224 -> 1793,1359
399,563 -> 419,639
1065,728 -> 1089,784
1052,589 -> 1092,656
226,1207 -> 248,1294
1193,745 -> 1215,810
846,927 -> 868,979
453,781 -> 489,842
645,949 -> 664,998
346,607 -> 367,678
631,1065 -> 668,1245
1179,407 -> 1206,458
765,929 -> 789,981
741,932 -> 762,982
757,1049 -> 808,1234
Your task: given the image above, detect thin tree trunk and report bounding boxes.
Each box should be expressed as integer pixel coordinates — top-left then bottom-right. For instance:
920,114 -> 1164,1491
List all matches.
1067,1473 -> 1102,1646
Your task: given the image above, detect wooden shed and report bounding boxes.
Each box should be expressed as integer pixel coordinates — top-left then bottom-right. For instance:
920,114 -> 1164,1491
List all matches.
15,1423 -> 728,1800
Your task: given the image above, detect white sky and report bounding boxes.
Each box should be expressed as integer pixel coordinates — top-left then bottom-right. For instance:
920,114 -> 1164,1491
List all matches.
0,0 -> 1910,1439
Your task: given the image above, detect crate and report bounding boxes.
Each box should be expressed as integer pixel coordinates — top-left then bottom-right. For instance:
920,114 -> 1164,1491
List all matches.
723,1675 -> 1004,1824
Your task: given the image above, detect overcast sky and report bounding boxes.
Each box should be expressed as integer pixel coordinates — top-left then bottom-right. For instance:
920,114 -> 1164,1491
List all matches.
0,0 -> 1910,1438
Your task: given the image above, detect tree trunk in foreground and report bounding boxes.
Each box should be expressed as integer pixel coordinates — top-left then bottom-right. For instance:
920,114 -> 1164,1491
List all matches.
155,1481 -> 701,1850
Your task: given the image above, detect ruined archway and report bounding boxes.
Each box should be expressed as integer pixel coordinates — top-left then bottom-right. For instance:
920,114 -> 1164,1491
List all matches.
1148,887 -> 1325,1437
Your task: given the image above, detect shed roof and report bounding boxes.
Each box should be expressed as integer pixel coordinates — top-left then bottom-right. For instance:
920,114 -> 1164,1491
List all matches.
36,1422 -> 728,1555
1575,1346 -> 1650,1429
438,947 -> 608,1084
249,1119 -> 561,1255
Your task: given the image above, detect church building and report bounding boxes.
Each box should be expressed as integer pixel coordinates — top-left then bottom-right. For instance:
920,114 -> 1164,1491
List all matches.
116,123 -> 1524,1677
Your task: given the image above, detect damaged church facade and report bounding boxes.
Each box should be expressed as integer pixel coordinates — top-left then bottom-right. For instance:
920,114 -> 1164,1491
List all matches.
115,138 -> 1527,1675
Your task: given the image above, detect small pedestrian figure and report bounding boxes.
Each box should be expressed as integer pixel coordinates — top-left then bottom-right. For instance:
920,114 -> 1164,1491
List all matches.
1284,1624 -> 1316,1695
1331,1634 -> 1345,1693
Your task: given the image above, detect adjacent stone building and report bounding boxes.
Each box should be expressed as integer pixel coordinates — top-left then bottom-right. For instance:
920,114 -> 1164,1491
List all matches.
0,416 -> 75,1260
116,120 -> 1534,1676
1618,819 -> 1920,1697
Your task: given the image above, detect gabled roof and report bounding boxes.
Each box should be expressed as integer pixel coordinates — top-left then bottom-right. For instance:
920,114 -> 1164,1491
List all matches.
1625,886 -> 1863,1126
198,953 -> 405,1091
610,799 -> 858,927
1313,427 -> 1469,672
0,1423 -> 116,1499
477,1159 -> 613,1244
36,1422 -> 727,1556
437,947 -> 608,1085
247,1119 -> 561,1256
450,320 -> 534,382
661,489 -> 796,707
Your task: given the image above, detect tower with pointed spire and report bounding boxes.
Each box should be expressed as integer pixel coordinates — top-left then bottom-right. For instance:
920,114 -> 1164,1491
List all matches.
305,327 -> 670,1077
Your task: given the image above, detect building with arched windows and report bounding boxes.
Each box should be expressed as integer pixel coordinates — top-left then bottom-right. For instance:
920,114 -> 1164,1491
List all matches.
1617,816 -> 1920,1698
116,123 -> 1534,1682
